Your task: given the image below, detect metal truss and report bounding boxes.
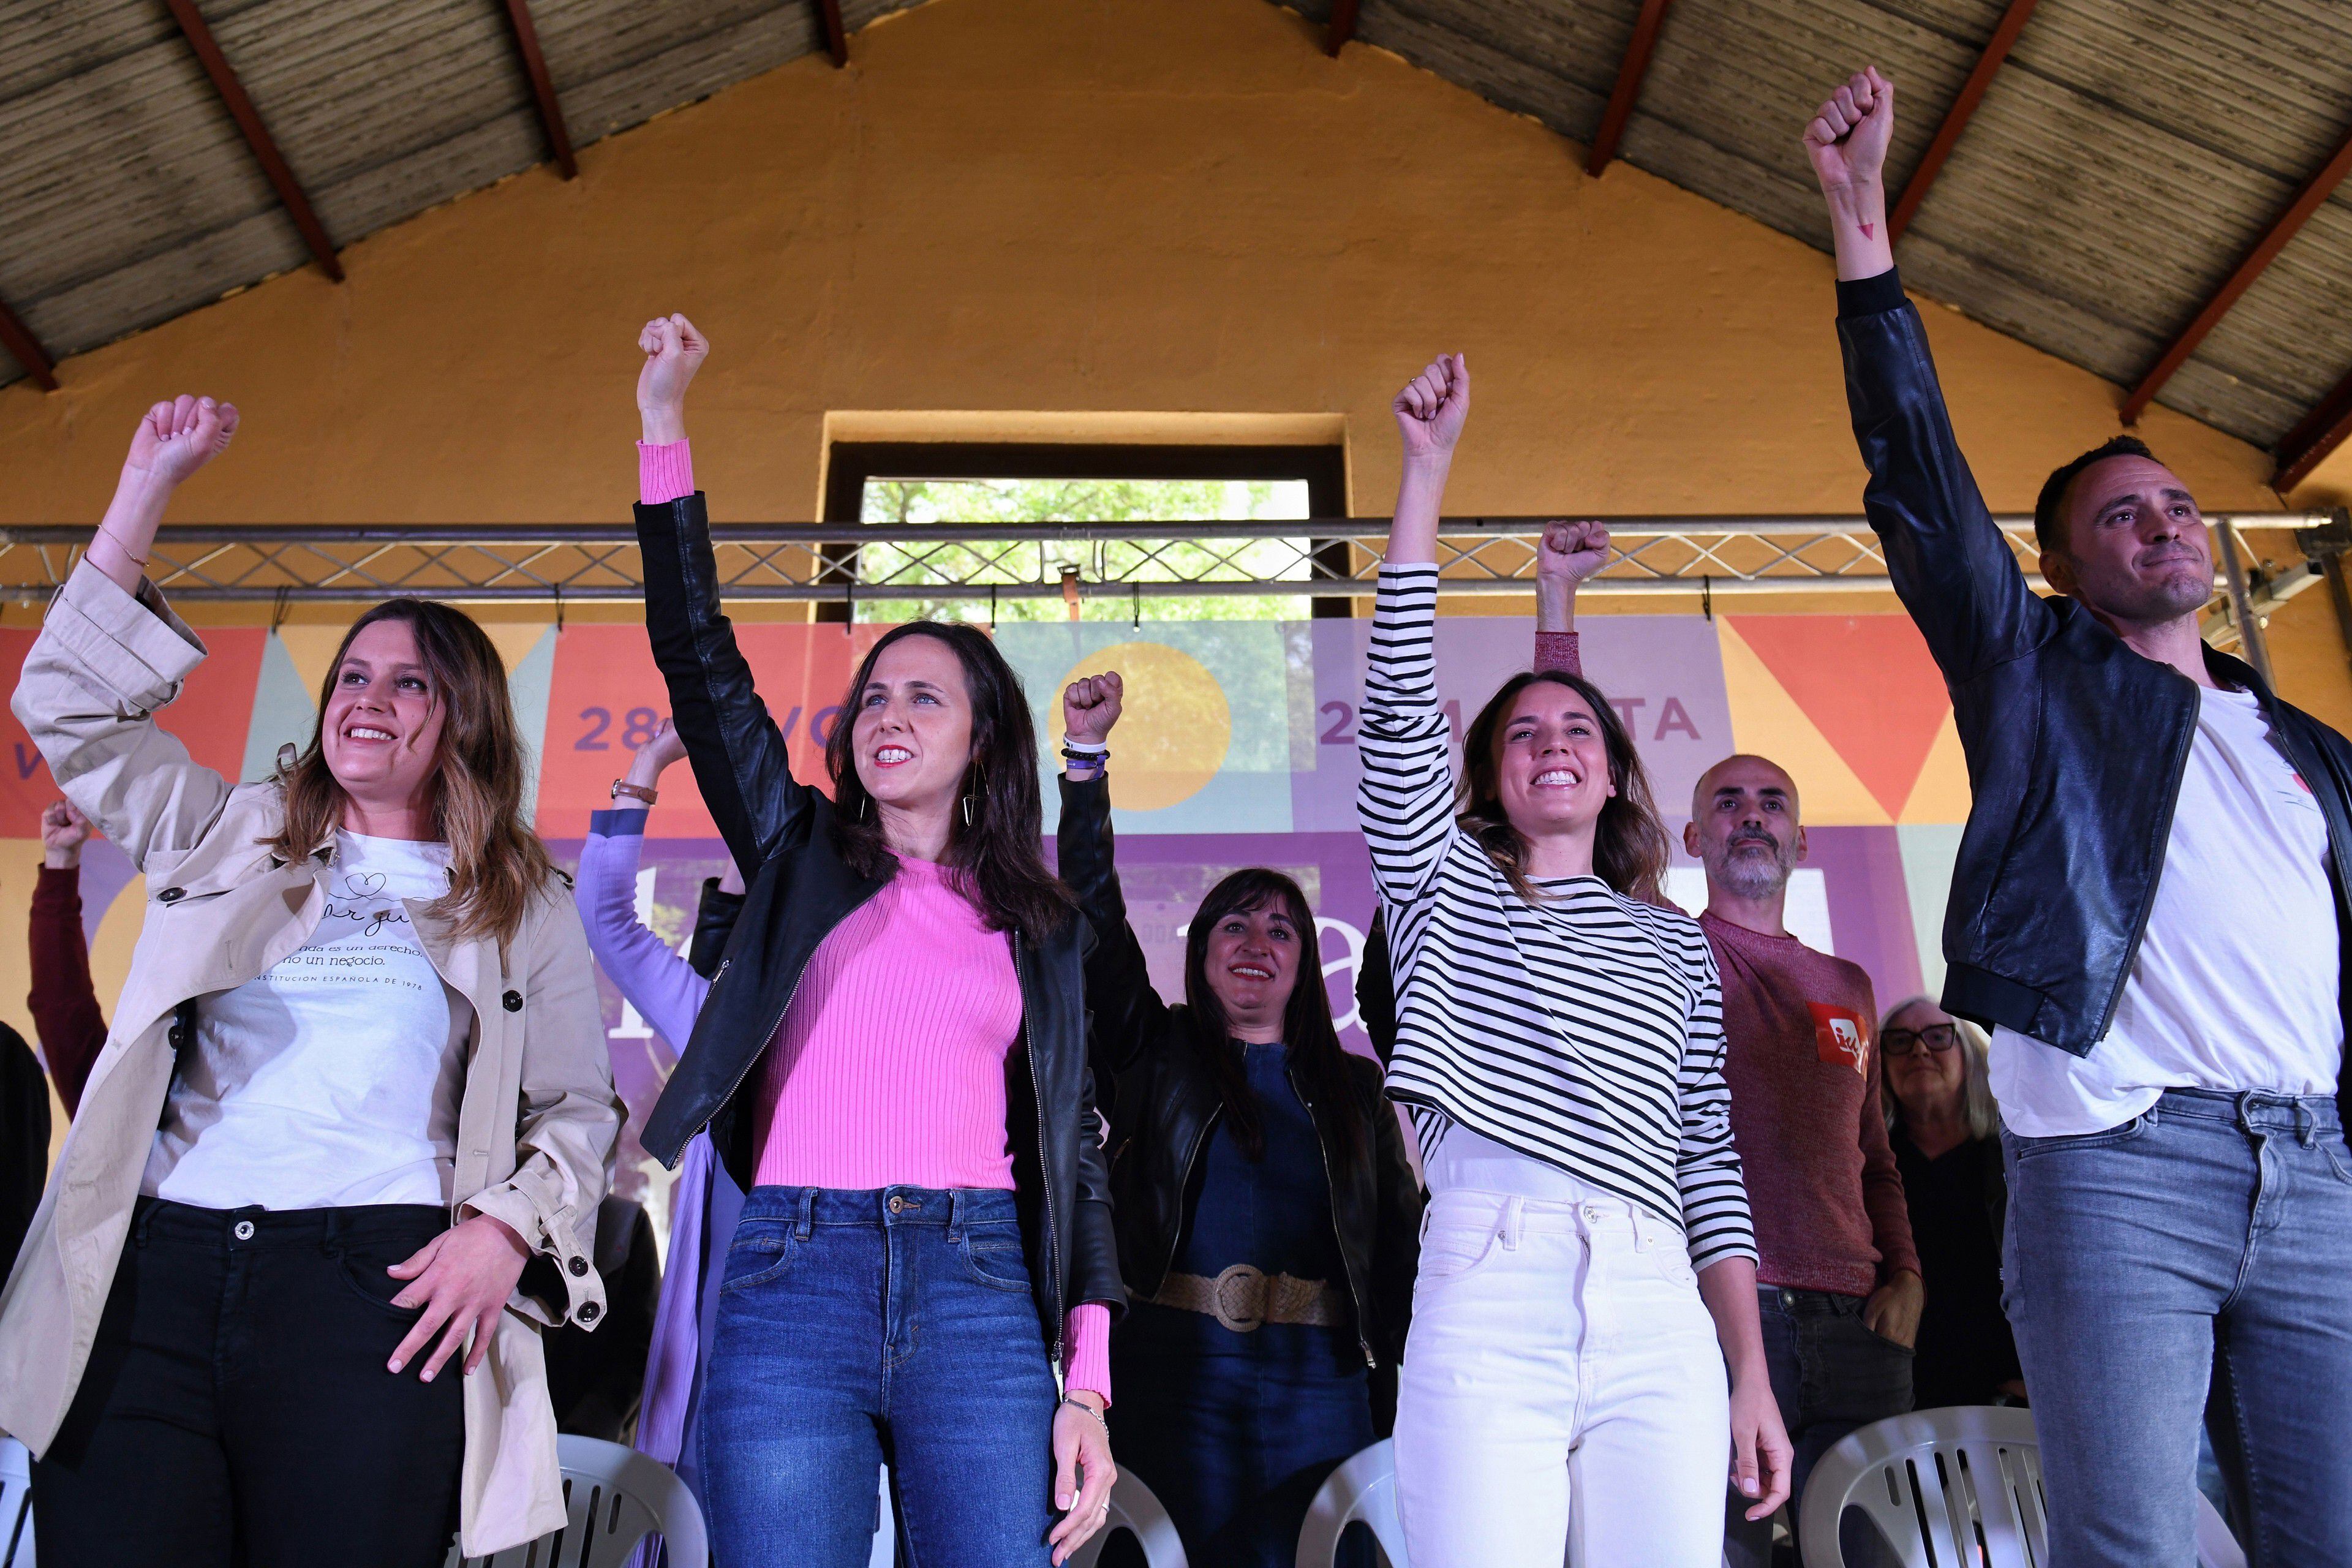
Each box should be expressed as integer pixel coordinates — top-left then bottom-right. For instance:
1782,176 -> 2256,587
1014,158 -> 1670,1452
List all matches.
0,514 -> 2331,615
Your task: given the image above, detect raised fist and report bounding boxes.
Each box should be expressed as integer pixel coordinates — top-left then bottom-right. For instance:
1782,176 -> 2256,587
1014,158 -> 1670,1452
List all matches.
1392,354 -> 1471,465
639,717 -> 690,774
636,314 -> 709,416
1537,520 -> 1611,586
42,799 -> 91,855
125,395 -> 239,488
1803,67 -> 1895,197
1063,672 -> 1124,747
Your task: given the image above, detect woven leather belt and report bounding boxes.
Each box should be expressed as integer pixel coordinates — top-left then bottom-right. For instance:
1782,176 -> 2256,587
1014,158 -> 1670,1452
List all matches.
1151,1264 -> 1346,1332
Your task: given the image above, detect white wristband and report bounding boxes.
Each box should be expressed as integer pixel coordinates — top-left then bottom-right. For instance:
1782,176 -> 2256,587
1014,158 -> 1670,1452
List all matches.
1061,736 -> 1109,755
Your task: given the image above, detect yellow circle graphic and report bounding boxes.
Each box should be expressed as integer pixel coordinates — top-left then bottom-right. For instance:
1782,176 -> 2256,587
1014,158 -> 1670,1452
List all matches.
1057,642 -> 1231,812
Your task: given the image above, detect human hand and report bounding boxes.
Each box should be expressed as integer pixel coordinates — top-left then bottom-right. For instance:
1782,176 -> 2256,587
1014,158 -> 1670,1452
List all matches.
385,1214 -> 532,1381
1537,520 -> 1611,585
1062,673 -> 1123,746
1802,67 -> 1895,202
1863,1269 -> 1924,1349
41,800 -> 91,867
1392,353 -> 1470,467
1047,1393 -> 1115,1565
124,395 -> 239,489
636,314 -> 708,442
639,717 -> 689,775
1728,1371 -> 1794,1522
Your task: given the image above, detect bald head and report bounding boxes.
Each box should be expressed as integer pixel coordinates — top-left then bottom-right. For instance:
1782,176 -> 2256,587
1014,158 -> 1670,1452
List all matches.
1685,753 -> 1806,907
1692,754 -> 1801,823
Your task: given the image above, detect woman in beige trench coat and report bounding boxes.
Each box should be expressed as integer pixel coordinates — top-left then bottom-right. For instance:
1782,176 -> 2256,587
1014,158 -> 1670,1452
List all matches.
0,396 -> 620,1564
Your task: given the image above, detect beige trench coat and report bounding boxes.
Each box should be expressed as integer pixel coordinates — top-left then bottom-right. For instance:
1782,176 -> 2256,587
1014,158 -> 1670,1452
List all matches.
0,564 -> 620,1555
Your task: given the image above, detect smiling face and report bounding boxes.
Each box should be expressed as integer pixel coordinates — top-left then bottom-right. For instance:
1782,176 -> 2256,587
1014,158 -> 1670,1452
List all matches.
1492,677 -> 1616,844
2041,454 -> 2213,627
1201,897 -> 1302,1039
320,617 -> 447,813
1883,998 -> 1969,1121
850,633 -> 977,816
1685,754 -> 1805,902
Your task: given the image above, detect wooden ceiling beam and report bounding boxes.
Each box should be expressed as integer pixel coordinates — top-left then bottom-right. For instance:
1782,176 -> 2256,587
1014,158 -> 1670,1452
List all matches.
2122,121 -> 2352,426
2273,362 -> 2352,494
1888,0 -> 2038,243
0,296 -> 59,393
502,0 -> 576,178
1325,0 -> 1360,56
161,0 -> 342,282
817,0 -> 848,66
1585,0 -> 1673,178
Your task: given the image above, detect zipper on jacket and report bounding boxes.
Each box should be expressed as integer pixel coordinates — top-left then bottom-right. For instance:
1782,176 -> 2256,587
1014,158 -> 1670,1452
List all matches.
2089,678 -> 2201,1045
1159,1102 -> 1222,1288
1290,1061 -> 1376,1369
1015,930 -> 1068,1368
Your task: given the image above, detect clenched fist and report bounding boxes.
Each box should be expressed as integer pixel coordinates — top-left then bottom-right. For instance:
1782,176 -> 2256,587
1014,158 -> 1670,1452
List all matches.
636,314 -> 709,442
1393,354 -> 1470,467
1537,520 -> 1611,586
1803,67 -> 1895,200
1063,673 -> 1123,747
125,395 -> 239,489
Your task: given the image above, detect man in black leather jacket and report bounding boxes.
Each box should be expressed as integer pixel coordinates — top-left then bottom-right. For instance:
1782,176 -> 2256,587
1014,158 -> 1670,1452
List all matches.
1808,70 -> 2352,1567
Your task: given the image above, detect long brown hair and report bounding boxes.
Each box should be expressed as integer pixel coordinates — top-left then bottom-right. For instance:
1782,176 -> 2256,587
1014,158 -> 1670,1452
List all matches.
1180,868 -> 1371,1170
824,622 -> 1073,940
1458,669 -> 1670,903
265,599 -> 554,946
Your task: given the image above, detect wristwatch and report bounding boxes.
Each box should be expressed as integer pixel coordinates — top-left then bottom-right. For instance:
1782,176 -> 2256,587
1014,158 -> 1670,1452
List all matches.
611,780 -> 658,805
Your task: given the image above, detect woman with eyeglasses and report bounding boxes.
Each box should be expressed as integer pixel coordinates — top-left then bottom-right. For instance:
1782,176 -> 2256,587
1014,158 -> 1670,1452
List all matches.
1878,998 -> 2024,1409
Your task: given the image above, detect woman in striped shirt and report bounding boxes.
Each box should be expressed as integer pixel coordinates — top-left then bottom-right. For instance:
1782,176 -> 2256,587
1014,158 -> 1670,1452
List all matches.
1363,354 -> 1791,1567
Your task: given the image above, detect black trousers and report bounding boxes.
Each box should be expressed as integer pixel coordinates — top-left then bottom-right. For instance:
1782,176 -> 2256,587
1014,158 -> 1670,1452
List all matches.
32,1198 -> 466,1568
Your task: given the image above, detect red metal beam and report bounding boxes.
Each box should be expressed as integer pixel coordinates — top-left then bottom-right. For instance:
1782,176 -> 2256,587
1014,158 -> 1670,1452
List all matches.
162,0 -> 342,282
1888,0 -> 2040,244
1325,0 -> 1360,56
502,0 -> 576,178
2274,363 -> 2352,493
2123,124 -> 2352,426
0,296 -> 58,393
817,0 -> 848,66
1585,0 -> 1674,178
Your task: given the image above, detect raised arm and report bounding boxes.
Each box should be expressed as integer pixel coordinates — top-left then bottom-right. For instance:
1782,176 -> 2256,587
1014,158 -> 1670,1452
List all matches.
1357,356 -> 1471,909
1803,70 -> 2049,682
1532,519 -> 1607,677
1052,672 -> 1170,1079
29,802 -> 107,1117
11,401 -> 243,870
574,721 -> 715,1053
629,315 -> 814,874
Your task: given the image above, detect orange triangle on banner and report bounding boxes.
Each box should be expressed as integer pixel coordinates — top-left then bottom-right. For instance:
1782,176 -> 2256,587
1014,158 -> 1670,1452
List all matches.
1725,617 -> 1951,820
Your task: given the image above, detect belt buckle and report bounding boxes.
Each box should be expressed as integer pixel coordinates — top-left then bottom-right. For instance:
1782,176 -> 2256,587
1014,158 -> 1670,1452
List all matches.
1211,1262 -> 1266,1332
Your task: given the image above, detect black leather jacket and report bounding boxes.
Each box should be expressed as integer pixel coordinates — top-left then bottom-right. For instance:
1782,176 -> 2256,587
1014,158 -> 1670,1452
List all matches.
1842,270 -> 2352,1095
632,494 -> 1125,1351
1055,774 -> 1421,1368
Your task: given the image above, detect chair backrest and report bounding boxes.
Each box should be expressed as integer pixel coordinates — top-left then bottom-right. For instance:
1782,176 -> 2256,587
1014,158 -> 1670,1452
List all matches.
447,1436 -> 707,1568
1070,1469 -> 1188,1568
1801,1408 -> 2248,1568
0,1437 -> 32,1567
1296,1439 -> 1409,1568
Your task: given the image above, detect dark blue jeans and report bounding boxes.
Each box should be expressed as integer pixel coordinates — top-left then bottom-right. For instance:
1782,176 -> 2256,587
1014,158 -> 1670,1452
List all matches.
701,1186 -> 1061,1568
2004,1088 -> 2352,1566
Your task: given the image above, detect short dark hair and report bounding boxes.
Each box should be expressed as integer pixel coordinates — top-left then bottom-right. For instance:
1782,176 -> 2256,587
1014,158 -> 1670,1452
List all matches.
2033,435 -> 2157,557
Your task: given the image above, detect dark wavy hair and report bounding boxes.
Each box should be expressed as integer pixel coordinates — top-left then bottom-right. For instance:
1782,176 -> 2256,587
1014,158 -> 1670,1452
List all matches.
266,598 -> 556,947
1181,867 -> 1373,1170
1457,670 -> 1671,903
823,621 -> 1072,939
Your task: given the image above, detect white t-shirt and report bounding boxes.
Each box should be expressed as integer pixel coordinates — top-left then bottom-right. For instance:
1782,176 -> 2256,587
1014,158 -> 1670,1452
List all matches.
1992,685 -> 2344,1136
145,830 -> 473,1209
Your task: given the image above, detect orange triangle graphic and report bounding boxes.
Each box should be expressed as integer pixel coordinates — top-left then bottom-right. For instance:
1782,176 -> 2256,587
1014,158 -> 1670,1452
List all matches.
1725,616 -> 1951,820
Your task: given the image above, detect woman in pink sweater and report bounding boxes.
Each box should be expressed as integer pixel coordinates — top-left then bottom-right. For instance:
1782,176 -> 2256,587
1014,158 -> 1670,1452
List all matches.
625,315 -> 1123,1568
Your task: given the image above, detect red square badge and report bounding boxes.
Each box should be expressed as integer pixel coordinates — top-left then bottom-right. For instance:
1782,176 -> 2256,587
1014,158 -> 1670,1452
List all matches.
1809,1003 -> 1870,1078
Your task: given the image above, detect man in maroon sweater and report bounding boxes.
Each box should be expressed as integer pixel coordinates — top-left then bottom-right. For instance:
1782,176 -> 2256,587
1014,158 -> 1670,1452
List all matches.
1530,537 -> 1920,1562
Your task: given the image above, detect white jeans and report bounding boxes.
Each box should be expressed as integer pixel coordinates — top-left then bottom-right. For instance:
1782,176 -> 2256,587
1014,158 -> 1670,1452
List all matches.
1395,1183 -> 1730,1568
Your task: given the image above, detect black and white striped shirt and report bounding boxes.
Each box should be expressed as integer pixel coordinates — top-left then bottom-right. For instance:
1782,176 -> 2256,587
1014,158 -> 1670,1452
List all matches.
1358,565 -> 1755,1271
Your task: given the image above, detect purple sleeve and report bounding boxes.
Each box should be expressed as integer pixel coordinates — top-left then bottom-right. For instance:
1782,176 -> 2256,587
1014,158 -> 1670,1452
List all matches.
637,440 -> 695,506
1533,629 -> 1582,678
575,812 -> 711,1052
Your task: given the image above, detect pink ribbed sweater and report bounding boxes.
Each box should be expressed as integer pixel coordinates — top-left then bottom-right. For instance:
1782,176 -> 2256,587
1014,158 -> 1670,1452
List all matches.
638,440 -> 1109,1397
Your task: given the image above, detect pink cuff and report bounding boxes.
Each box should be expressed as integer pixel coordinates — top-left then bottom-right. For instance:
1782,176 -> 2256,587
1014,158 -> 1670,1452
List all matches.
1063,1302 -> 1112,1404
1533,629 -> 1582,679
638,440 -> 695,505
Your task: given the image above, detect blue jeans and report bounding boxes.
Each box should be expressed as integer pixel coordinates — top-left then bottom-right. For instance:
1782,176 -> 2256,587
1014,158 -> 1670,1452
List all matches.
701,1186 -> 1062,1568
2004,1088 -> 2352,1566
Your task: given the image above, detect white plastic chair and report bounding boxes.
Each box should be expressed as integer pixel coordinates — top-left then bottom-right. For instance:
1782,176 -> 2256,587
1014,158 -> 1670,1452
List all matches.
1,1436 -> 32,1567
1799,1406 -> 2246,1568
1069,1468 -> 1188,1568
447,1436 -> 706,1568
1296,1439 -> 1407,1568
